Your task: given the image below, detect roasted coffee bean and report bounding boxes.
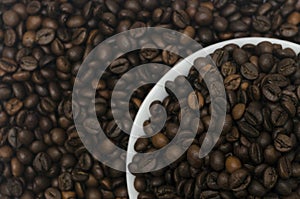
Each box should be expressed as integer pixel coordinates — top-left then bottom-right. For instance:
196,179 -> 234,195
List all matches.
280,24 -> 298,38
85,188 -> 102,199
58,172 -> 73,191
263,167 -> 278,189
162,46 -> 179,65
262,84 -> 282,102
20,56 -> 38,71
5,98 -> 23,115
210,150 -> 225,171
109,58 -> 129,74
274,134 -> 293,152
221,61 -> 236,77
0,57 -> 17,73
277,58 -> 296,76
249,143 -> 263,164
241,62 -> 258,80
229,169 -> 251,191
2,10 -> 20,27
151,133 -> 169,149
252,16 -> 271,33
232,103 -> 245,120
4,28 -> 17,47
224,74 -> 241,90
248,180 -> 267,197
278,156 -> 292,179
225,156 -> 242,174
71,168 -> 89,182
7,128 -> 21,148
72,28 -> 87,46
66,15 -> 85,28
195,7 -> 213,26
258,53 -> 274,72
172,10 -> 190,28
33,152 -> 52,172
44,187 -> 62,199
187,145 -> 202,169
271,107 -> 289,127
213,16 -> 228,32
238,121 -> 260,138
36,28 -> 55,45
233,48 -> 248,65
7,178 -> 23,197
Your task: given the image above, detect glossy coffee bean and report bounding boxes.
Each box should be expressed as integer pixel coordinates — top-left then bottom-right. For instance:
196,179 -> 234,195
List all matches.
278,156 -> 292,179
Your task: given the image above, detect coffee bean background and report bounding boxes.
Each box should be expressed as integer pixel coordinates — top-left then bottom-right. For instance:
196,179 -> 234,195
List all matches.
131,42 -> 300,198
0,0 -> 299,198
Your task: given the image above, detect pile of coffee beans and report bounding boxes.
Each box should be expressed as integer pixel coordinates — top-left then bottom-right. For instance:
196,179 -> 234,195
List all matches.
0,0 -> 299,198
131,41 -> 300,198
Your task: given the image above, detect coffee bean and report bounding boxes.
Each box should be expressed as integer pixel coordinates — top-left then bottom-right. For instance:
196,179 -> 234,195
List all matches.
187,145 -> 202,169
210,150 -> 225,171
36,28 -> 55,45
230,20 -> 249,32
252,16 -> 271,33
20,56 -> 38,71
271,107 -> 289,127
33,152 -> 52,172
109,58 -> 129,74
274,133 -> 293,152
0,57 -> 17,73
277,58 -> 296,76
213,16 -> 228,32
233,48 -> 248,65
50,128 -> 66,146
245,102 -> 263,126
58,172 -> 73,191
241,62 -> 259,80
151,133 -> 169,149
278,156 -> 292,179
3,10 -> 20,27
4,28 -> 17,47
85,188 -> 102,199
248,180 -> 267,197
238,121 -> 260,138
51,39 -> 64,56
229,168 -> 251,191
195,7 -> 213,26
7,127 -> 21,148
162,46 -> 179,65
221,61 -> 236,77
5,98 -> 23,115
280,23 -> 298,38
263,167 -> 278,189
187,91 -> 204,110
0,145 -> 13,161
262,74 -> 289,87
66,15 -> 86,28
249,143 -> 263,164
225,156 -> 242,173
232,103 -> 245,120
262,84 -> 282,102
173,10 -> 190,28
224,74 -> 241,90
258,53 -> 274,72
7,178 -> 23,197
45,187 -> 62,199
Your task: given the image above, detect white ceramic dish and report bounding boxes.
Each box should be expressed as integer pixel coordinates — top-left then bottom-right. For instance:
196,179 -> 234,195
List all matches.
126,37 -> 300,199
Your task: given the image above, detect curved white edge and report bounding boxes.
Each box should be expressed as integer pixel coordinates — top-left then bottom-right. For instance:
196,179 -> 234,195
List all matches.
126,37 -> 300,199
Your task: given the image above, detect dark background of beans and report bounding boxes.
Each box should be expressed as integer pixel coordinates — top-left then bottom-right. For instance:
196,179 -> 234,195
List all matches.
0,0 -> 299,198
